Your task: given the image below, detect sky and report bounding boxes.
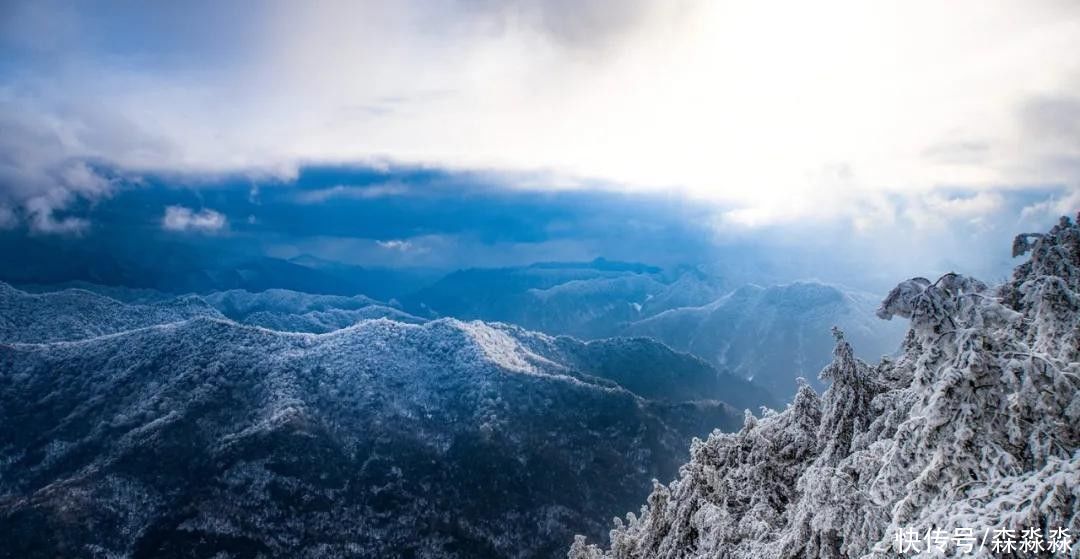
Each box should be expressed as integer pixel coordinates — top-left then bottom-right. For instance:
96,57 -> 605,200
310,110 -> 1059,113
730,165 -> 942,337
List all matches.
0,0 -> 1078,287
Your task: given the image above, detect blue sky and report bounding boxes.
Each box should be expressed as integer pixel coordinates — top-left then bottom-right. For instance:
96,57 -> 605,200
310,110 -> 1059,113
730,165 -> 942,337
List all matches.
0,1 -> 1078,288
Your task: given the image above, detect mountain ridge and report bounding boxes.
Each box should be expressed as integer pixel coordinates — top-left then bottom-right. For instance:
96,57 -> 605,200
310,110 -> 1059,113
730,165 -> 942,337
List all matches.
0,296 -> 774,558
623,280 -> 906,397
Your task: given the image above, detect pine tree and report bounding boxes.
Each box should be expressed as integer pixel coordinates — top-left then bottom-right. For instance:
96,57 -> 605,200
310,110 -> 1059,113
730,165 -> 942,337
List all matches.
570,214 -> 1080,559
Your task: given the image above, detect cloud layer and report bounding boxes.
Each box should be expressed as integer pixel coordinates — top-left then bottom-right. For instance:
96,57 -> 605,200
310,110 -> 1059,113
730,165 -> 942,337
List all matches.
0,0 -> 1077,234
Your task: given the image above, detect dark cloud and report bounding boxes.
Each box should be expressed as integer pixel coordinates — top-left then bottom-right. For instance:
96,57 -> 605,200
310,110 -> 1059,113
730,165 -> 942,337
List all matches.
0,163 -> 723,294
0,162 -> 1075,297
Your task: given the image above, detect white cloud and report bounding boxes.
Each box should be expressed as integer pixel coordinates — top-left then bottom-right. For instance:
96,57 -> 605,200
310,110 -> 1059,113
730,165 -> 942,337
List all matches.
1020,188 -> 1080,222
1,0 -> 1079,228
901,192 -> 1007,231
376,239 -> 418,252
925,192 -> 1005,219
0,96 -> 118,234
293,183 -> 409,205
25,194 -> 89,234
162,206 -> 227,233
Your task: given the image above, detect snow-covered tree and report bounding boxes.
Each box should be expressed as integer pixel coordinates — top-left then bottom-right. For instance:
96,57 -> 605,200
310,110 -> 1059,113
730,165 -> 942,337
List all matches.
570,214 -> 1080,559
579,383 -> 823,559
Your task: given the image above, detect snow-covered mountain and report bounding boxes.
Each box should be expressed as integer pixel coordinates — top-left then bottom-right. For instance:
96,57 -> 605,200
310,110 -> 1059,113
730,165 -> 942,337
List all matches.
527,335 -> 775,411
3,284 -> 428,338
623,281 -> 908,398
0,299 -> 772,557
570,215 -> 1080,559
0,283 -> 222,343
241,306 -> 426,333
15,281 -> 181,304
402,260 -> 726,339
203,288 -> 384,319
403,261 -> 901,400
203,288 -> 426,333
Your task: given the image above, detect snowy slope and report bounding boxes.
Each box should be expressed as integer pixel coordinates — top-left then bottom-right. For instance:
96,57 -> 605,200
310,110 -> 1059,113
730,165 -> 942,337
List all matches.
570,215 -> 1080,559
0,283 -> 222,343
623,281 -> 907,398
205,288 -> 426,333
15,281 -> 180,304
403,261 -> 725,339
241,306 -> 426,333
8,284 -> 424,336
203,288 -> 383,320
490,324 -> 777,411
0,311 -> 769,558
518,275 -> 671,338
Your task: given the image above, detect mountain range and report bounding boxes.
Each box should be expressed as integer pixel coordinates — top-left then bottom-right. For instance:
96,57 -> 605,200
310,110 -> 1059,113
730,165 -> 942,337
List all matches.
5,209 -> 1069,559
11,254 -> 905,401
0,284 -> 772,558
403,265 -> 903,399
623,282 -> 907,396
